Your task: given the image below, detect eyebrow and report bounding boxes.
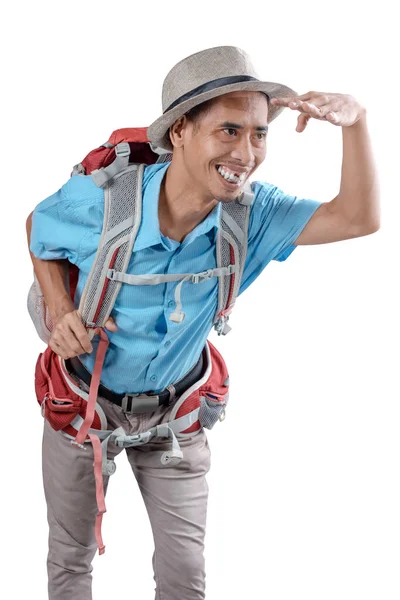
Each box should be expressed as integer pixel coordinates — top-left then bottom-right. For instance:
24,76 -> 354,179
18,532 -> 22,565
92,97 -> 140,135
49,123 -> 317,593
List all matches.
220,121 -> 269,132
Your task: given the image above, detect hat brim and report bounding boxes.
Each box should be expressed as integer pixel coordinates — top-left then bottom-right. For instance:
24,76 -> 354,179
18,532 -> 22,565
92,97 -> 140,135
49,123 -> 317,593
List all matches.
147,80 -> 297,151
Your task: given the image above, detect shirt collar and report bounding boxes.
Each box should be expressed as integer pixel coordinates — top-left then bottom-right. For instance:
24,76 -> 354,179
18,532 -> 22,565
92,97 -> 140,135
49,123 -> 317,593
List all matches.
134,162 -> 221,251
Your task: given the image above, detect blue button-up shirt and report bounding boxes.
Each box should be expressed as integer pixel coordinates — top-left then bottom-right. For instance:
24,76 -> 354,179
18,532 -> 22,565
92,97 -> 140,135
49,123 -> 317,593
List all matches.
30,161 -> 321,393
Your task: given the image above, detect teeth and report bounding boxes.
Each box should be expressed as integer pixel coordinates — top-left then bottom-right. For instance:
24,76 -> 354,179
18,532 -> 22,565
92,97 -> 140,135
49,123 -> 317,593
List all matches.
217,165 -> 246,185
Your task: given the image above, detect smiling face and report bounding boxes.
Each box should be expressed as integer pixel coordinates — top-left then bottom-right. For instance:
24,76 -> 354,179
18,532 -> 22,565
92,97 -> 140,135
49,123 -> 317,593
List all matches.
169,91 -> 269,203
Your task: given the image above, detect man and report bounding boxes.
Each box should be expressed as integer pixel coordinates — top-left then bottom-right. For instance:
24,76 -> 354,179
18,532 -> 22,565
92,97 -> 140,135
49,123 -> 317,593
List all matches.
27,46 -> 379,600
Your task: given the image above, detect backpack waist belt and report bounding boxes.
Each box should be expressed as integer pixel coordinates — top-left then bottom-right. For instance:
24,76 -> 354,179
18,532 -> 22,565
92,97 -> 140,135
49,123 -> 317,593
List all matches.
66,352 -> 204,412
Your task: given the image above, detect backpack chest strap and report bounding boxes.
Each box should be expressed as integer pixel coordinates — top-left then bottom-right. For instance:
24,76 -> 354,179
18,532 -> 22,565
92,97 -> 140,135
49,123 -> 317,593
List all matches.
107,265 -> 236,323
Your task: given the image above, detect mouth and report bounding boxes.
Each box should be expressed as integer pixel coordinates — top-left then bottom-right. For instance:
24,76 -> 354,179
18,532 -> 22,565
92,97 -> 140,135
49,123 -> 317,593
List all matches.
215,164 -> 248,188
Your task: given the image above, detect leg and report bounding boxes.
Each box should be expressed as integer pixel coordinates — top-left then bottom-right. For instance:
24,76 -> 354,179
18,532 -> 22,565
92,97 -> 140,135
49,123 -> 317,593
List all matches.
126,420 -> 211,600
42,399 -> 123,600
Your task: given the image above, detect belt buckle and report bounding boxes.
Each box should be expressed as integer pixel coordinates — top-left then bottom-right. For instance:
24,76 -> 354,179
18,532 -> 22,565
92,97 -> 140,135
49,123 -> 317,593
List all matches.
121,393 -> 160,413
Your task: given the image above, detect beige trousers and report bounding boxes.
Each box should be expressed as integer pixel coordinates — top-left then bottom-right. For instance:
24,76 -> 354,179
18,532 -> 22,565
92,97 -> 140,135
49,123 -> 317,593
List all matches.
42,385 -> 211,600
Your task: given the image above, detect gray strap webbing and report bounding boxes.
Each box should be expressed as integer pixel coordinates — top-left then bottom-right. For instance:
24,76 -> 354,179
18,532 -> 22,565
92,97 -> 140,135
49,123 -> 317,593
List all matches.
102,216 -> 136,247
107,265 -> 235,324
90,423 -> 184,467
167,409 -> 201,435
72,163 -> 85,176
91,142 -> 131,188
107,266 -> 235,286
239,185 -> 254,206
221,210 -> 245,245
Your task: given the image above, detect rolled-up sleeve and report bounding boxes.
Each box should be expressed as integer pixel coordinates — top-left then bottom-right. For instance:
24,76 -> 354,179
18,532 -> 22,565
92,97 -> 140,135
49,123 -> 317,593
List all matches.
239,180 -> 322,294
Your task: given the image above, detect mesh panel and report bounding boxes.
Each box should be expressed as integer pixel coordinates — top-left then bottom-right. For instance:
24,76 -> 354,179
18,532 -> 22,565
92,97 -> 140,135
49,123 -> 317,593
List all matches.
108,168 -> 139,229
220,237 -> 232,312
27,279 -> 53,344
155,153 -> 172,164
95,239 -> 128,324
80,167 -> 139,325
219,201 -> 249,311
198,396 -> 226,429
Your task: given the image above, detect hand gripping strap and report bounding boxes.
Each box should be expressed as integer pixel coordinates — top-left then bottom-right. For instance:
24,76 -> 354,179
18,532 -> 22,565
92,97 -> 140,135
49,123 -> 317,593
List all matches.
78,164 -> 144,329
214,182 -> 254,335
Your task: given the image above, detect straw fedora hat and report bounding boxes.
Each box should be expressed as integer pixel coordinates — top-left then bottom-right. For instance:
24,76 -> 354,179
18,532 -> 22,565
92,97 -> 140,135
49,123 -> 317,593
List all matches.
147,46 -> 297,151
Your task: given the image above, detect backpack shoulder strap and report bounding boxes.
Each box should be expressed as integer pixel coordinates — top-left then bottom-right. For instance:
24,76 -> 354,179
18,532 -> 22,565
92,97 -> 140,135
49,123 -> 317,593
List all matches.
78,163 -> 144,337
214,182 -> 254,336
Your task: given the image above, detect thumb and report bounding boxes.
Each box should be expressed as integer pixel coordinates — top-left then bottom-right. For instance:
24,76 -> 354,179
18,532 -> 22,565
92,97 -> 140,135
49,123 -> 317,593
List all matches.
104,316 -> 118,331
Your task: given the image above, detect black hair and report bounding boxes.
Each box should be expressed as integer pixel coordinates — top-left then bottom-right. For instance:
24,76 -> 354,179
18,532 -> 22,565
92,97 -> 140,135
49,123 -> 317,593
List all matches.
169,92 -> 270,141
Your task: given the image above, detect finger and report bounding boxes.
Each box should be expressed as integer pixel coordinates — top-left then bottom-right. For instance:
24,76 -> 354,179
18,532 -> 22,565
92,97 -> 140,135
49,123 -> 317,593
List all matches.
270,96 -> 298,106
289,101 -> 323,119
296,91 -> 316,101
104,316 -> 118,332
61,325 -> 91,357
50,339 -> 68,360
53,317 -> 92,356
270,92 -> 316,107
67,312 -> 94,353
296,113 -> 310,133
305,94 -> 330,108
326,111 -> 338,122
49,335 -> 79,360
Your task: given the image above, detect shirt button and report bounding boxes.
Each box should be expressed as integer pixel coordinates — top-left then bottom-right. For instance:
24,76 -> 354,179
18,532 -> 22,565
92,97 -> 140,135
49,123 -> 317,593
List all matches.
150,374 -> 157,382
168,300 -> 175,308
165,341 -> 171,348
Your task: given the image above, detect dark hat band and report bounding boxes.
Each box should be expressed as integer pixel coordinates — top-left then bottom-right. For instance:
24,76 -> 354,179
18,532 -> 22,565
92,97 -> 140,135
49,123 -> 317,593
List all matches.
164,75 -> 259,113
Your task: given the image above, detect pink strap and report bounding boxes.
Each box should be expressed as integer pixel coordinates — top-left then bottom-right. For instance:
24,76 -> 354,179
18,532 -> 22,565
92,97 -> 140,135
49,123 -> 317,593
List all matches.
71,327 -> 110,555
89,433 -> 107,555
74,328 -> 109,446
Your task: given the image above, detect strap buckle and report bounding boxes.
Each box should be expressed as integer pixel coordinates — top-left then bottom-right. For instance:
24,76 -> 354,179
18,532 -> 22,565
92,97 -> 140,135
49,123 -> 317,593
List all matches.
192,269 -> 214,284
121,394 -> 160,413
214,312 -> 232,336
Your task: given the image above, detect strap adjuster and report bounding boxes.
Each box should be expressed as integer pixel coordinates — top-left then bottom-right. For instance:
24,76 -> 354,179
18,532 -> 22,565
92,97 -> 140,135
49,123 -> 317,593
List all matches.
115,142 -> 131,158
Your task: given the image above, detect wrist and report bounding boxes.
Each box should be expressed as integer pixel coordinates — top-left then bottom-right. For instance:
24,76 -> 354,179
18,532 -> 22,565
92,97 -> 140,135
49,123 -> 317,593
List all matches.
48,293 -> 75,323
349,107 -> 367,129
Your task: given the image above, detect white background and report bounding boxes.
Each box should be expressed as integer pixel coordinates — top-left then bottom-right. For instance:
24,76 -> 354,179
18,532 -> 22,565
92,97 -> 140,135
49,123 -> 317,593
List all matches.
2,1 -> 399,598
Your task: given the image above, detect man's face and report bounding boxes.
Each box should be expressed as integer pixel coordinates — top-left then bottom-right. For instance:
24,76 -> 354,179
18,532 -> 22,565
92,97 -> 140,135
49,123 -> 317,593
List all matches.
170,91 -> 269,203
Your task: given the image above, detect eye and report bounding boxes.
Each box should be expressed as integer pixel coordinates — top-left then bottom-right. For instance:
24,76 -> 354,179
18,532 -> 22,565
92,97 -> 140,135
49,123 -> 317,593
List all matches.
255,131 -> 267,140
223,128 -> 237,137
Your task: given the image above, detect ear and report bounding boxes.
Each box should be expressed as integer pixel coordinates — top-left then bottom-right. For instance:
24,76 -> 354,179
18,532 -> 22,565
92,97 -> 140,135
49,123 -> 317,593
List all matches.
169,116 -> 189,149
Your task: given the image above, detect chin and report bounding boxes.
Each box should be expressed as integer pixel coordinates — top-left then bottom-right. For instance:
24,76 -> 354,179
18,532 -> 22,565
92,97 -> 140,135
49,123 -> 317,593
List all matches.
216,193 -> 242,204
211,186 -> 243,203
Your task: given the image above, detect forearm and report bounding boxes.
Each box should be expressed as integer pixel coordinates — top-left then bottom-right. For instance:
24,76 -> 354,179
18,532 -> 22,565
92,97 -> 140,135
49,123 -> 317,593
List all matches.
26,213 -> 74,321
334,110 -> 380,233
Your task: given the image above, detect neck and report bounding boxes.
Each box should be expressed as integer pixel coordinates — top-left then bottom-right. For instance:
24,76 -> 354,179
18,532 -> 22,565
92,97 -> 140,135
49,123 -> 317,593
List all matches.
158,160 -> 218,243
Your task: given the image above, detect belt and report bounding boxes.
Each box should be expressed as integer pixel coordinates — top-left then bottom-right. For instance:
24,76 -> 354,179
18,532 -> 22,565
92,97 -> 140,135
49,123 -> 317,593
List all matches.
65,351 -> 204,413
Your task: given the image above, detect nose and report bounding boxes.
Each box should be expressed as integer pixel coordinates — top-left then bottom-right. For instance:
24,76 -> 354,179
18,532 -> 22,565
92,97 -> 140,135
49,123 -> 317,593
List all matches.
230,134 -> 255,167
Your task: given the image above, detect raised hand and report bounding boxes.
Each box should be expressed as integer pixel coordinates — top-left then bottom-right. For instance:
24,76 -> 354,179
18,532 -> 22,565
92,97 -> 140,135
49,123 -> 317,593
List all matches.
270,92 -> 366,132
